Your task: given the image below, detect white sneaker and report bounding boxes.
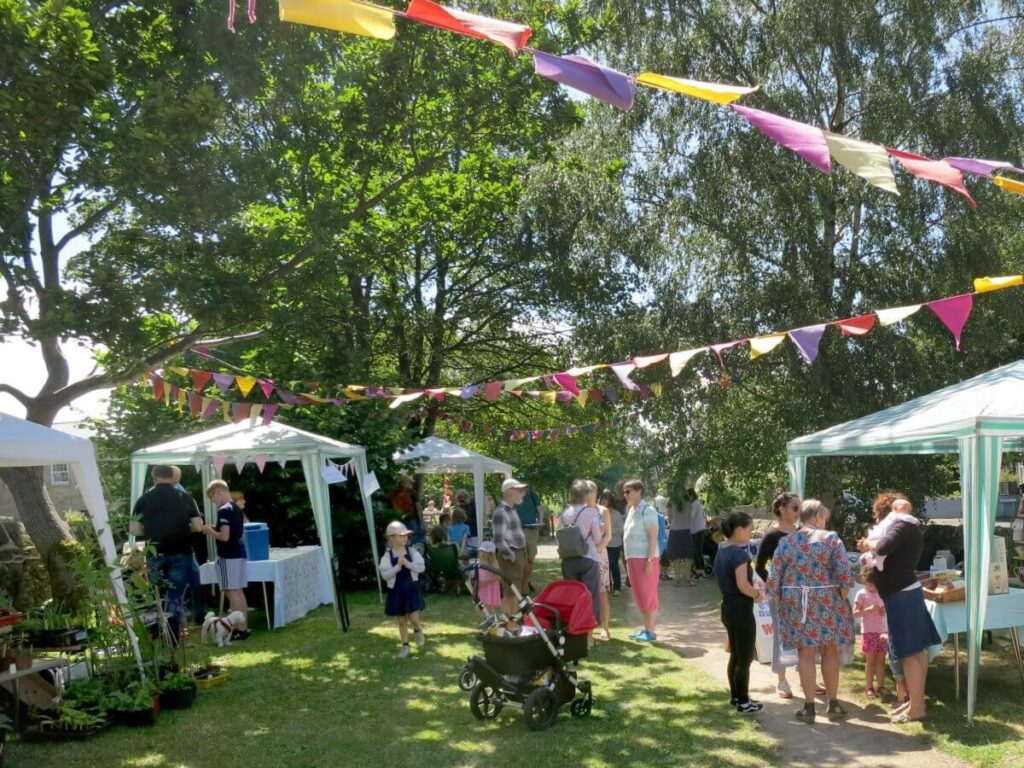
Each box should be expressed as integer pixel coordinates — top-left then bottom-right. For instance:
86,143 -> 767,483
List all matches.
414,628 -> 426,647
396,644 -> 410,659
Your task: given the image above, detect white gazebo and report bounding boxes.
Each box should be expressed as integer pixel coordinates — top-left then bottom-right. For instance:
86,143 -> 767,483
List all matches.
393,436 -> 513,535
130,421 -> 382,614
787,359 -> 1024,723
0,413 -> 143,667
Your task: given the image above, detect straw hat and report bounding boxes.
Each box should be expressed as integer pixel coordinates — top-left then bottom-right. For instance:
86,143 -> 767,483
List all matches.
385,520 -> 412,537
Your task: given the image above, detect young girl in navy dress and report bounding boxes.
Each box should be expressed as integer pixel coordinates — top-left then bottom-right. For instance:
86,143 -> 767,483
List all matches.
378,520 -> 426,658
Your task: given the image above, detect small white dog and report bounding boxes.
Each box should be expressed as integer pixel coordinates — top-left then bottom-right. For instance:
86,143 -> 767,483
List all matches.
201,611 -> 246,647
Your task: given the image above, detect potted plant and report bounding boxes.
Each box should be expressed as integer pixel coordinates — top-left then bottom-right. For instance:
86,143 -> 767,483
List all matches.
158,671 -> 198,710
61,677 -> 107,715
106,680 -> 160,727
10,633 -> 32,671
24,601 -> 87,649
0,592 -> 20,631
24,704 -> 106,742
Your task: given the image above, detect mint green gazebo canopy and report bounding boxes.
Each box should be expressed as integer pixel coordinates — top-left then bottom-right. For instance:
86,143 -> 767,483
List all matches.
787,359 -> 1024,724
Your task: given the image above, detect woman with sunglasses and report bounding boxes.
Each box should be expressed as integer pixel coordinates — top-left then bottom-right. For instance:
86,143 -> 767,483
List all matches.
622,479 -> 661,642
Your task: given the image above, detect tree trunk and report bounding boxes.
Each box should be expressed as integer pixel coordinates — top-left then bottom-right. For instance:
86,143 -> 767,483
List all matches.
0,466 -> 77,602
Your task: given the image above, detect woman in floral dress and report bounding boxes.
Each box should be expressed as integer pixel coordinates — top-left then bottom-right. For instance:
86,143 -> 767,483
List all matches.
767,499 -> 855,723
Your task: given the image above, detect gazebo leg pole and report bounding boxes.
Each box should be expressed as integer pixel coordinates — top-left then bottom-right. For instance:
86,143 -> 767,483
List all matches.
1010,627 -> 1024,689
954,632 -> 960,699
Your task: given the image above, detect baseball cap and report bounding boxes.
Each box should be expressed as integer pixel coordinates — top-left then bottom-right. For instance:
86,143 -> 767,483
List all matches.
501,478 -> 528,493
385,520 -> 411,537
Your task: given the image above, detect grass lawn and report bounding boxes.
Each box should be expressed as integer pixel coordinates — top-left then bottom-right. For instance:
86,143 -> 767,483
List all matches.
7,560 -> 776,768
839,631 -> 1024,767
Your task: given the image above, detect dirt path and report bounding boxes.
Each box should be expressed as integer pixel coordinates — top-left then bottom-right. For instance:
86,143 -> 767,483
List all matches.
538,544 -> 966,768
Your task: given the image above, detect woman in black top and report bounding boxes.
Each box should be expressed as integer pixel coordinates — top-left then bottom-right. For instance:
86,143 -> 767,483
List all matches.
713,511 -> 764,715
858,494 -> 939,724
755,491 -> 802,699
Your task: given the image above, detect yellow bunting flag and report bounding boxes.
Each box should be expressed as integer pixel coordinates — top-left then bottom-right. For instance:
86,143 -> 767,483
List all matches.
566,364 -> 604,377
176,389 -> 187,411
169,366 -> 189,377
749,334 -> 786,359
575,391 -> 588,407
994,175 -> 1024,196
221,401 -> 231,422
669,348 -> 704,377
235,376 -> 257,397
973,275 -> 1023,293
824,133 -> 899,195
635,73 -> 758,105
279,0 -> 396,39
651,383 -> 663,397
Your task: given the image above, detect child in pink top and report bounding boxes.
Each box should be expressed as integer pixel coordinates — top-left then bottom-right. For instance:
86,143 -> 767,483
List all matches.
476,542 -> 502,615
852,570 -> 888,697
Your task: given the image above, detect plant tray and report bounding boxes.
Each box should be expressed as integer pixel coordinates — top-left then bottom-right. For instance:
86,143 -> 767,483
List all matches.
194,668 -> 228,690
159,685 -> 197,710
23,725 -> 103,742
25,628 -> 88,649
110,707 -> 158,727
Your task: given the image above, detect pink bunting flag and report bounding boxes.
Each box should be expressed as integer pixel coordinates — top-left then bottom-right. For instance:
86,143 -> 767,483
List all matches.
261,404 -> 278,425
277,390 -> 300,405
710,340 -> 743,367
212,455 -> 227,475
609,362 -> 640,391
532,51 -> 635,111
886,148 -> 976,209
942,157 -> 1024,177
556,391 -> 574,403
232,403 -> 252,423
483,381 -> 503,402
927,293 -> 973,350
187,392 -> 202,417
259,379 -> 275,398
835,314 -> 876,336
730,104 -> 831,172
788,324 -> 828,364
404,0 -> 531,54
213,373 -> 234,394
552,373 -> 580,395
253,454 -> 268,473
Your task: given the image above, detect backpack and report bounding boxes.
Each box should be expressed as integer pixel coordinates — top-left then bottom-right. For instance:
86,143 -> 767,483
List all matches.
556,505 -> 592,559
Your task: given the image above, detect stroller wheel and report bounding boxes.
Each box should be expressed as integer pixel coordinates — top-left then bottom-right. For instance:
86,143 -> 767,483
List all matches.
458,665 -> 478,692
523,688 -> 558,731
570,698 -> 592,717
469,683 -> 503,721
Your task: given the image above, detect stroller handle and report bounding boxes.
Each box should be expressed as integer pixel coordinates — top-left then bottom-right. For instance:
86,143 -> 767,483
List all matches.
463,561 -> 516,585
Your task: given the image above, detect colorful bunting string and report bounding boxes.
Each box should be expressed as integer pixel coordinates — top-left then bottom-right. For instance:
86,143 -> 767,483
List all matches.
435,411 -> 639,443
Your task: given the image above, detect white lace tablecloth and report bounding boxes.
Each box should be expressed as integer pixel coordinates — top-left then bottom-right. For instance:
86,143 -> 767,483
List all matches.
200,546 -> 334,628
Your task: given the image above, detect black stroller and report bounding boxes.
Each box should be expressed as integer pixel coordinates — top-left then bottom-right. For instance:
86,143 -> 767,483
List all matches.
462,564 -> 597,731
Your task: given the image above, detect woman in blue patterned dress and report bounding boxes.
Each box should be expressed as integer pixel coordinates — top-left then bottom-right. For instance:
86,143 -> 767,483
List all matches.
767,499 -> 855,723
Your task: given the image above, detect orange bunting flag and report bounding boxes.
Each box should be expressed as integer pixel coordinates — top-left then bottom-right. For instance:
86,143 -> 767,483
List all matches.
973,275 -> 1024,293
886,148 -> 976,208
405,0 -> 531,54
835,314 -> 876,336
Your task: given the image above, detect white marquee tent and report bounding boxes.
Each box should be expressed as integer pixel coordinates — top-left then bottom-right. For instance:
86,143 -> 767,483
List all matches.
394,436 -> 513,535
130,421 -> 382,614
0,413 -> 143,666
787,359 -> 1024,723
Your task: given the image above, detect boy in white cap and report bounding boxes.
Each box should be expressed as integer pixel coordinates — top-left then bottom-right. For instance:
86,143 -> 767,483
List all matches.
378,520 -> 426,658
493,478 -> 529,615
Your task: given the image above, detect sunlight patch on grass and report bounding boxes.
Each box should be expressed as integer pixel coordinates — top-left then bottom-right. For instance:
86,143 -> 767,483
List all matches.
411,728 -> 445,741
281,656 -> 315,669
215,649 -> 281,668
123,754 -> 169,767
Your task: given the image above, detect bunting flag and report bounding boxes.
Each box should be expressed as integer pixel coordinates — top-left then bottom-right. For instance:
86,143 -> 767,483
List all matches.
632,353 -> 669,369
152,378 -> 165,402
710,340 -> 743,366
824,133 -> 899,195
835,314 -> 876,336
221,400 -> 231,422
275,454 -> 289,468
213,373 -> 234,394
730,104 -> 831,172
389,391 -> 426,409
233,456 -> 247,474
748,334 -> 785,359
404,0 -> 531,54
213,455 -> 227,475
483,381 -> 503,402
232,402 -> 253,423
943,157 -> 1024,177
566,364 -> 604,377
279,0 -> 397,40
552,372 -> 580,395
875,304 -> 922,326
927,293 -> 974,350
259,379 -> 275,398
202,398 -> 219,420
634,73 -> 757,105
191,370 -> 213,392
994,175 -> 1024,196
609,362 -> 640,391
788,324 -> 827,364
670,348 -> 705,376
532,52 -> 635,111
188,392 -> 202,417
249,403 -> 264,426
235,375 -> 258,397
261,404 -> 279,425
886,148 -> 976,208
253,454 -> 268,473
973,275 -> 1023,293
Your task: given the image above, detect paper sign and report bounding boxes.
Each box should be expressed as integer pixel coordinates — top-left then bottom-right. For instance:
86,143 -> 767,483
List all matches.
320,463 -> 347,485
362,471 -> 381,497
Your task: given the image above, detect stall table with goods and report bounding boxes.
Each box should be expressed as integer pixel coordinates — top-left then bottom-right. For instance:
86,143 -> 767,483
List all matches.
200,545 -> 334,630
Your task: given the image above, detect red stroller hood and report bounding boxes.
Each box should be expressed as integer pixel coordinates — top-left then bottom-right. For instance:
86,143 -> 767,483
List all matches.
532,580 -> 598,635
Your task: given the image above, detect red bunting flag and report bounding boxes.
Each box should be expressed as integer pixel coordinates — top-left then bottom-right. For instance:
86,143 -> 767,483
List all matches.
886,148 -> 976,209
483,381 -> 503,402
152,377 -> 165,402
835,314 -> 876,336
404,0 -> 531,54
191,370 -> 213,391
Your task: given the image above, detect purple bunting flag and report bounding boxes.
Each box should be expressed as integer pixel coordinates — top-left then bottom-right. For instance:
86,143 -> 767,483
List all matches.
788,324 -> 828,364
213,373 -> 234,394
202,398 -> 220,420
927,293 -> 973,350
730,104 -> 831,172
533,51 -> 635,111
943,157 -> 1024,177
261,404 -> 278,425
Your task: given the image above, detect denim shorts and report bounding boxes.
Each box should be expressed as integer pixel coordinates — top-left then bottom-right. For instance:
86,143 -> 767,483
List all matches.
882,586 -> 941,661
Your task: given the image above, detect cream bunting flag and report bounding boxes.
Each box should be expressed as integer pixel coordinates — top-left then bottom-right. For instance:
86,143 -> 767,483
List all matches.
669,348 -> 705,377
633,353 -> 669,369
279,0 -> 397,40
875,304 -> 922,326
249,404 -> 263,427
635,73 -> 758,105
748,334 -> 786,359
389,392 -> 425,409
824,132 -> 899,195
566,364 -> 604,377
973,275 -> 1023,293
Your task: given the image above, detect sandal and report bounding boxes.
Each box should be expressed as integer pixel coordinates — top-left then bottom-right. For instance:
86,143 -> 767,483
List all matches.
890,699 -> 909,712
794,703 -> 816,723
825,700 -> 848,720
891,712 -> 925,724
814,684 -> 827,696
866,687 -> 876,699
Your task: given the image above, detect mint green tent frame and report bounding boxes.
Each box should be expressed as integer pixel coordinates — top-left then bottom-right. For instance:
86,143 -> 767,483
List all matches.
787,360 -> 1024,724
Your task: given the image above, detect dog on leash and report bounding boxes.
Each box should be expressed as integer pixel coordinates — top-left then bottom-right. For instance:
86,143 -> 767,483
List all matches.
201,611 -> 246,647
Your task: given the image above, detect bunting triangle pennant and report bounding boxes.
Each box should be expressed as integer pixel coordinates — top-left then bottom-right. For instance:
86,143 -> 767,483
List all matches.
460,385 -> 480,399
249,403 -> 263,427
259,379 -> 275,398
835,314 -> 876,336
275,453 -> 289,468
943,157 -> 1024,177
669,348 -> 705,377
541,391 -> 557,404
610,362 -> 640,391
651,382 -> 663,397
710,340 -> 742,366
176,388 -> 187,411
994,175 -> 1024,196
279,0 -> 397,40
575,391 -> 588,407
927,293 -> 973,350
788,324 -> 828,364
875,304 -> 922,326
202,398 -> 219,420
261,404 -> 279,425
169,366 -> 189,377
232,402 -> 252,423
556,391 -> 573,403
824,132 -> 899,195
404,0 -> 531,54
212,455 -> 227,475
278,390 -> 300,405
233,455 -> 247,474
886,148 -> 976,208
221,400 -> 231,422
188,392 -> 202,417
191,370 -> 213,391
552,372 -> 580,395
973,275 -> 1023,293
634,73 -> 757,105
749,334 -> 786,359
253,454 -> 268,473
632,353 -> 669,369
152,378 -> 165,402
730,104 -> 831,172
483,381 -> 503,402
604,388 -> 619,403
390,392 -> 425,409
213,373 -> 234,394
589,388 -> 604,405
533,51 -> 635,111
566,364 -> 603,377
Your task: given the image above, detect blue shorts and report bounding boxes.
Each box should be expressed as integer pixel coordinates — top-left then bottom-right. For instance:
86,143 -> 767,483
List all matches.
882,586 -> 941,661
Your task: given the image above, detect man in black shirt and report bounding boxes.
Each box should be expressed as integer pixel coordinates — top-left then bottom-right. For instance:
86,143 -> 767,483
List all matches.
130,465 -> 204,642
